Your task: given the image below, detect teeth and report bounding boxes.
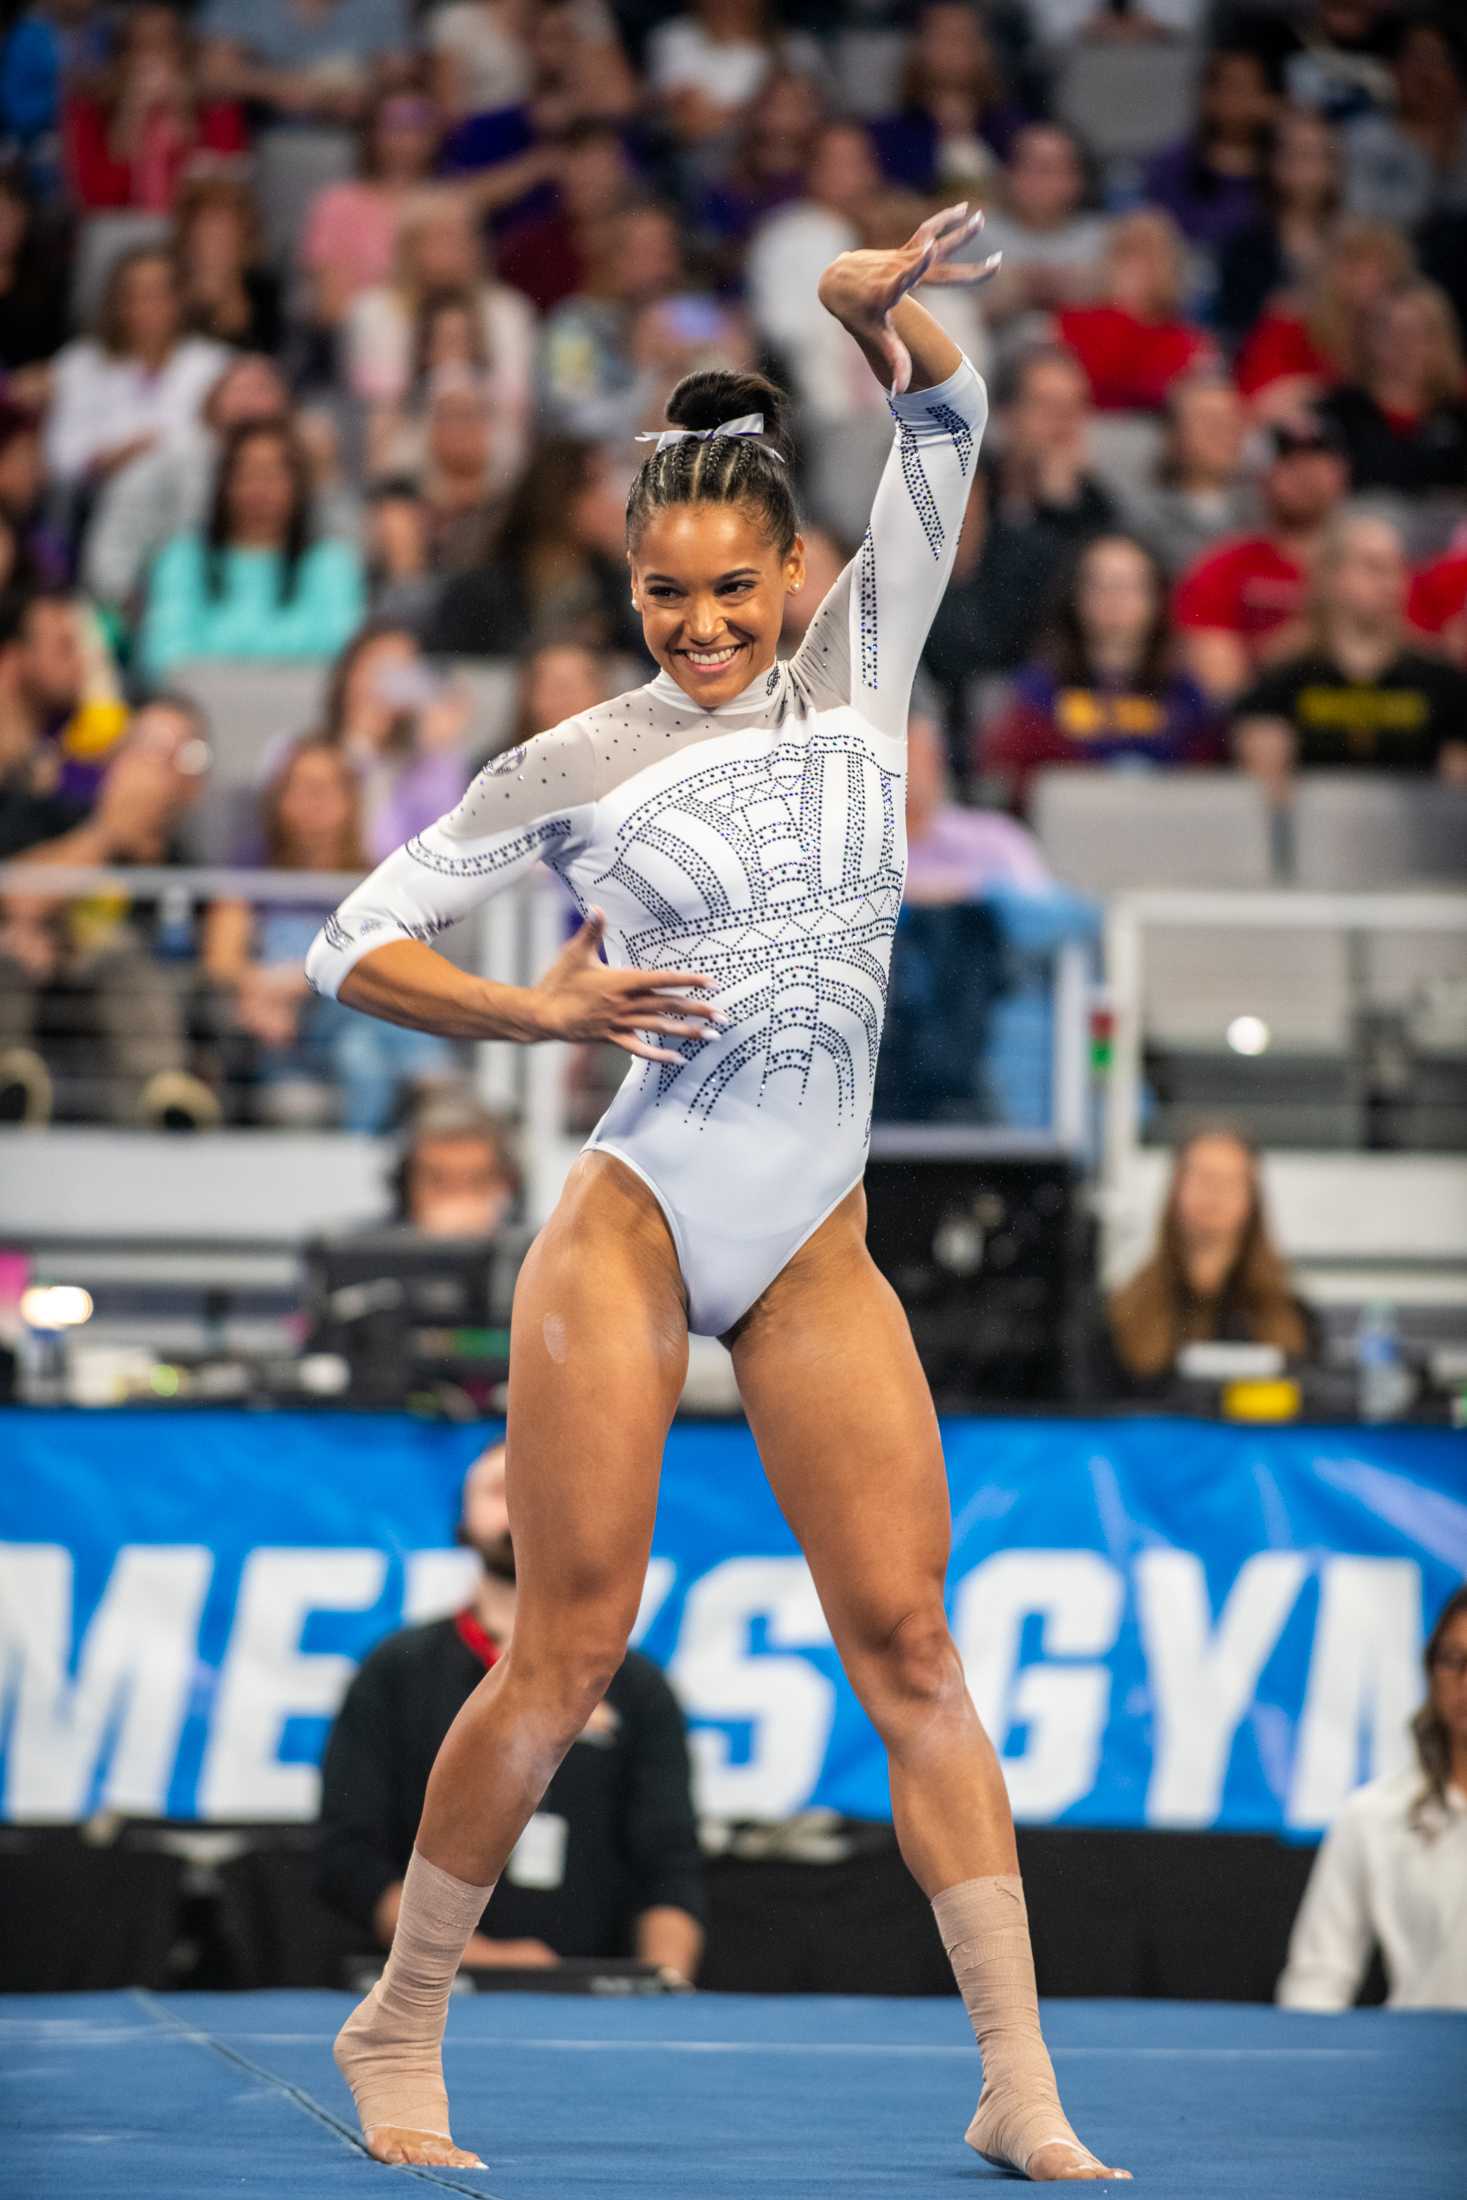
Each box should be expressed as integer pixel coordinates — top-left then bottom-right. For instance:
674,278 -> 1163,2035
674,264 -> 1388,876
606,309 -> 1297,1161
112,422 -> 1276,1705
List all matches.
686,646 -> 739,666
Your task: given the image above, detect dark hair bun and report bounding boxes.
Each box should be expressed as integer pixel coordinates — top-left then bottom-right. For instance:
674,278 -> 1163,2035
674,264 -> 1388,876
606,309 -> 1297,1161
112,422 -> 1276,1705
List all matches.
664,369 -> 793,463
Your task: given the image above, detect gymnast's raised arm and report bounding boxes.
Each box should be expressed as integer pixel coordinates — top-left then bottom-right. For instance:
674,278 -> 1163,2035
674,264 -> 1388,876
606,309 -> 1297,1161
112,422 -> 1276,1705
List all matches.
794,206 -> 998,737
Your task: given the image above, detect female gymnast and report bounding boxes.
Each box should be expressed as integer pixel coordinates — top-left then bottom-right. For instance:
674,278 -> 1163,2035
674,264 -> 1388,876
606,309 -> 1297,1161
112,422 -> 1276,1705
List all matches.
307,204 -> 1129,2183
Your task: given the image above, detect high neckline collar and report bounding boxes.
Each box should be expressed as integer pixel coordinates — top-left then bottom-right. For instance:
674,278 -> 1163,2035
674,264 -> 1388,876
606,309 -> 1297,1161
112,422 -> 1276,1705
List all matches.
648,657 -> 783,719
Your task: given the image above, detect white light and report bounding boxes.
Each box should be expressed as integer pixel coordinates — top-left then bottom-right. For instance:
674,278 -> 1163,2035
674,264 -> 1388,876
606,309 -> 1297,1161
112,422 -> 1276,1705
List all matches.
20,1284 -> 94,1329
1227,1015 -> 1271,1057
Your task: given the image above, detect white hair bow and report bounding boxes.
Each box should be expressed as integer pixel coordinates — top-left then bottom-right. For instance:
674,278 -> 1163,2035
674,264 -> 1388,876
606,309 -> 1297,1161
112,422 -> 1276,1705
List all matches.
633,412 -> 785,459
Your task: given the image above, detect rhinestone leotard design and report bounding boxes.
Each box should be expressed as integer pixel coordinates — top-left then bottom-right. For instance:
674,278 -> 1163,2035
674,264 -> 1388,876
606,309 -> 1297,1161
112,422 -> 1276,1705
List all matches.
307,358 -> 988,1335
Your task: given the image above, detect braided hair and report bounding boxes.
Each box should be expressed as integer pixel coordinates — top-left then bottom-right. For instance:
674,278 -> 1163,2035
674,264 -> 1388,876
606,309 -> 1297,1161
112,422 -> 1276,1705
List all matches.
626,370 -> 798,558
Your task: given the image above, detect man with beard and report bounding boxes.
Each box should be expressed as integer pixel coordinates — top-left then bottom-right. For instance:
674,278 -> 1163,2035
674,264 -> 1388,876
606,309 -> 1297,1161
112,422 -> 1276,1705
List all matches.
315,1442 -> 705,1980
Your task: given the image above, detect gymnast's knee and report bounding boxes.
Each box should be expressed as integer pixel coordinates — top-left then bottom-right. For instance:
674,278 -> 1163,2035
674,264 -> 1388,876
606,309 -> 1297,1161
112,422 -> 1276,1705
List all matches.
504,1602 -> 636,1738
849,1601 -> 969,1738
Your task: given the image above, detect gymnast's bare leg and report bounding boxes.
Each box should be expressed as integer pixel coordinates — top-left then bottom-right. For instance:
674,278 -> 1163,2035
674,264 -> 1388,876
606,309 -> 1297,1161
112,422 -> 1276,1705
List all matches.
727,1187 -> 1130,2182
333,1152 -> 689,2167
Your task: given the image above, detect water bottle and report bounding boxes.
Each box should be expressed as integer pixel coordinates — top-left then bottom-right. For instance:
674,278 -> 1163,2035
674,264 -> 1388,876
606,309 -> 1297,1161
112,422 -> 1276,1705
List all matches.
1355,1301 -> 1411,1424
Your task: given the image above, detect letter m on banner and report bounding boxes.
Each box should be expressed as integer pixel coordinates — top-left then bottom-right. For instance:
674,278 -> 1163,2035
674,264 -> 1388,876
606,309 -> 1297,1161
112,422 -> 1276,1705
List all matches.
0,1545 -> 210,1820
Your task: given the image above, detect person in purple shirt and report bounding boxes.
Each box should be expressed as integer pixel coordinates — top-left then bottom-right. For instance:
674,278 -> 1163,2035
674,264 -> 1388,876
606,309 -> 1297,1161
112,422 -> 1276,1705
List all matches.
1142,45 -> 1276,254
979,532 -> 1222,807
869,2 -> 1026,196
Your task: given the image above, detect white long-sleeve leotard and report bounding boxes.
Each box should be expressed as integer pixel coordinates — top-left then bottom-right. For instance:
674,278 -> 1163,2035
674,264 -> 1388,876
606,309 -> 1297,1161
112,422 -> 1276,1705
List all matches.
306,356 -> 988,1336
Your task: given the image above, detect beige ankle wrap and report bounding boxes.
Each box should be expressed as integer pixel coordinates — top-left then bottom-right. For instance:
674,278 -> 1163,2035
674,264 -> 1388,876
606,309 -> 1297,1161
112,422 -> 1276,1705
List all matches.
333,1847 -> 495,2141
932,1873 -> 1091,2177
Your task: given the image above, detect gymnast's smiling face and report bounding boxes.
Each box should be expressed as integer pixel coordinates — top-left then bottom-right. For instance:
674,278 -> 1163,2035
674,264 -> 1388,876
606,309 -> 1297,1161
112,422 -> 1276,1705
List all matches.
630,503 -> 806,711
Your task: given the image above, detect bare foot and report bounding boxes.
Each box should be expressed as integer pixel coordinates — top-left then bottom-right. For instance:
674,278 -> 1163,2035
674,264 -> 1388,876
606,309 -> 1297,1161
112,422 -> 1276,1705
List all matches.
968,2094 -> 1132,2181
333,1986 -> 484,2169
360,2125 -> 486,2170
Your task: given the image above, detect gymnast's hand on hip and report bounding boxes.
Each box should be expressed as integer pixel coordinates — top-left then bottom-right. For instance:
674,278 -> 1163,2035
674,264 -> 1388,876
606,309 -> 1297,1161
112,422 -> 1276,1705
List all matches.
527,908 -> 723,1065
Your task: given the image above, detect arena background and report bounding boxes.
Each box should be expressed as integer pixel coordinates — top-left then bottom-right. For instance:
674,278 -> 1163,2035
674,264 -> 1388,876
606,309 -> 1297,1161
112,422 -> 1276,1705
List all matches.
1,0 -> 1466,2029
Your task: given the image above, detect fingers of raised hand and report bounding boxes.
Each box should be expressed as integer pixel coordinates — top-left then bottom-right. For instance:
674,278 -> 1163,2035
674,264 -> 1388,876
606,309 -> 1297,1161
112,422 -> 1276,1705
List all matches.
909,200 -> 977,255
921,248 -> 1004,288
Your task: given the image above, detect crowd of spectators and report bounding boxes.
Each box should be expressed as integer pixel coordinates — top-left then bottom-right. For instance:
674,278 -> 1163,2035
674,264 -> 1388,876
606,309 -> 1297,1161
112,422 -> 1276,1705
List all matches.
1,0 -> 1465,1131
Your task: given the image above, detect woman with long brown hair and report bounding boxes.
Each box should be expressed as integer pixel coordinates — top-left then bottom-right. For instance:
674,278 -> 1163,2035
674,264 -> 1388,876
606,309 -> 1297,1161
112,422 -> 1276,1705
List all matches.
1278,1583 -> 1467,2009
204,737 -> 456,1129
1106,1126 -> 1312,1392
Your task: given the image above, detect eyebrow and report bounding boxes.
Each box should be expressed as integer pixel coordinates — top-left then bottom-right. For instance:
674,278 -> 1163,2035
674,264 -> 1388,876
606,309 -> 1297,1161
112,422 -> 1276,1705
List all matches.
642,568 -> 762,586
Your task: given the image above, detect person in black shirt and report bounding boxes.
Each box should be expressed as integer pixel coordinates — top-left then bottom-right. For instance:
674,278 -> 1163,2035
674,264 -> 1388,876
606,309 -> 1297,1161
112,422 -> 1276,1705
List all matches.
1232,505 -> 1467,791
316,1442 -> 705,1980
1318,280 -> 1467,498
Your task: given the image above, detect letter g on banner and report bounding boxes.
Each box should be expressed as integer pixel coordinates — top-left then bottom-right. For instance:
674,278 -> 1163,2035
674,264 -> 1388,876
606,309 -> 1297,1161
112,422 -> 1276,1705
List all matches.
953,1551 -> 1125,1819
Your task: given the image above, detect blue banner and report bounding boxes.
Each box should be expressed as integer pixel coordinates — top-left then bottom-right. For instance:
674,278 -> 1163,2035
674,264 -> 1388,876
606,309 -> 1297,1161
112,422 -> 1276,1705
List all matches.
1,1409 -> 1463,1832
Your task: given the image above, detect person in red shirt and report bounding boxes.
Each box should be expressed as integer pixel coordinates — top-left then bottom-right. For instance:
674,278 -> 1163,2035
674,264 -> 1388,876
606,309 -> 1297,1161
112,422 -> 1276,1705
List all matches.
1234,215 -> 1412,420
63,4 -> 247,214
1174,411 -> 1349,701
1055,209 -> 1215,412
1408,546 -> 1467,663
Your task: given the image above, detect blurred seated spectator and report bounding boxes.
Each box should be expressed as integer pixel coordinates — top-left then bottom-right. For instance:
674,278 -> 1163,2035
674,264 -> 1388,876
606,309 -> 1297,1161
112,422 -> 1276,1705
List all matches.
541,199 -> 733,446
695,67 -> 822,282
173,176 -> 281,355
1214,107 -> 1343,348
44,244 -> 229,494
648,0 -> 786,152
899,701 -> 1098,1130
867,0 -> 1023,195
1317,280 -> 1467,500
407,372 -> 509,576
1408,542 -> 1467,666
1276,1582 -> 1467,2013
198,0 -> 412,126
316,1440 -> 705,1976
1232,506 -> 1467,794
82,352 -> 291,615
1055,211 -> 1215,413
0,2 -> 112,176
1101,1127 -> 1316,1398
320,621 -> 471,860
1121,373 -> 1256,578
362,477 -> 438,628
1267,0 -> 1398,128
976,123 -> 1108,334
1342,15 -> 1467,232
514,639 -> 613,749
346,195 -> 537,481
747,119 -> 883,414
981,532 -> 1220,803
428,0 -> 534,124
922,346 -> 1118,708
62,3 -> 246,213
427,436 -> 643,659
300,83 -> 442,343
436,0 -> 635,216
365,285 -> 497,475
0,585 -> 125,805
496,119 -> 637,314
0,161 -> 66,401
139,420 -> 365,680
1141,45 -> 1275,255
907,705 -> 1053,904
391,1089 -> 521,1237
1235,215 -> 1411,420
1174,409 -> 1349,702
203,736 -> 453,1130
0,685 -> 218,1128
0,402 -> 66,591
